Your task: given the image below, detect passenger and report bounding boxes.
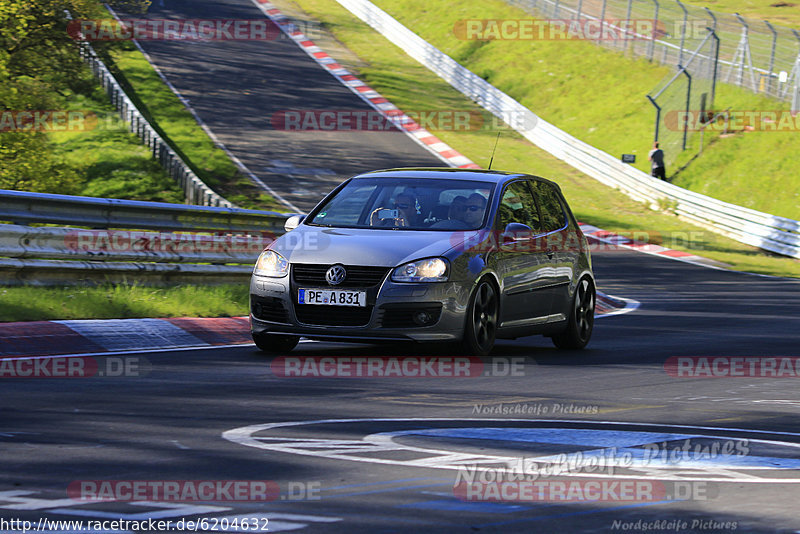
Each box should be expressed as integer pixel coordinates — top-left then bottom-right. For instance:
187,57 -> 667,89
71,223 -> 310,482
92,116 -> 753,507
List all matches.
462,193 -> 488,228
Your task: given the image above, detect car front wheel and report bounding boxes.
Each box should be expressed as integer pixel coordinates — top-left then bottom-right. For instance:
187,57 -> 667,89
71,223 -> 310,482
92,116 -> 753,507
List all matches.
462,279 -> 499,356
253,333 -> 300,353
552,277 -> 595,350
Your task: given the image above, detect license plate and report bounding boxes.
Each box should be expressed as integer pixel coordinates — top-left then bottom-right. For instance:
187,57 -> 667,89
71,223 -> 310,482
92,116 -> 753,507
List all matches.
298,288 -> 367,307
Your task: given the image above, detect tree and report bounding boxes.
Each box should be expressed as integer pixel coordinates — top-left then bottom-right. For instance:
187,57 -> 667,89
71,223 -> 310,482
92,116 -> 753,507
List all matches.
0,0 -> 149,193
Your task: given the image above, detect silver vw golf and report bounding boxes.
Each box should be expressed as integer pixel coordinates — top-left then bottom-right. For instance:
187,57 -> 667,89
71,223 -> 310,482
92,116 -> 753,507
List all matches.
250,168 -> 595,355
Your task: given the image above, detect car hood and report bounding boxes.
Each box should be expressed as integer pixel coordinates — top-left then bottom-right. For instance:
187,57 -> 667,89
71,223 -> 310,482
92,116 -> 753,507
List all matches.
271,226 -> 473,267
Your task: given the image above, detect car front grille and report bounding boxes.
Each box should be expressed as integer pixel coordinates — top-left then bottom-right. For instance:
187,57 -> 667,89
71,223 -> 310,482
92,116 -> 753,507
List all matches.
292,264 -> 390,288
294,304 -> 374,327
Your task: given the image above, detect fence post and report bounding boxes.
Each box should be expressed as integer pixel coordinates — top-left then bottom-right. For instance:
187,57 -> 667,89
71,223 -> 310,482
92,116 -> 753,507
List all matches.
624,0 -> 633,54
730,14 -> 757,91
648,0 -> 659,61
793,37 -> 800,114
791,31 -> 800,112
764,20 -> 778,95
646,95 -> 661,142
554,0 -> 560,18
599,0 -> 608,44
575,0 -> 583,21
676,0 -> 688,67
704,8 -> 716,33
682,69 -> 691,150
710,29 -> 719,107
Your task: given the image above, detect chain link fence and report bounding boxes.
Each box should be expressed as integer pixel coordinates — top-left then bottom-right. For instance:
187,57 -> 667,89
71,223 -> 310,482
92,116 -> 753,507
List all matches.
507,0 -> 800,105
646,30 -> 718,167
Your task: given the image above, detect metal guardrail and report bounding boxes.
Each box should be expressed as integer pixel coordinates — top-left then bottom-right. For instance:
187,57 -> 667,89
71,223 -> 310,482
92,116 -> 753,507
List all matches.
79,42 -> 232,207
335,0 -> 800,259
0,258 -> 254,286
0,191 -> 293,286
0,225 -> 266,264
0,190 -> 288,233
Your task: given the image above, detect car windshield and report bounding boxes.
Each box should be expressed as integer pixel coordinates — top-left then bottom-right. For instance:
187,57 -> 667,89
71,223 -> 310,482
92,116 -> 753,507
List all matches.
307,177 -> 495,231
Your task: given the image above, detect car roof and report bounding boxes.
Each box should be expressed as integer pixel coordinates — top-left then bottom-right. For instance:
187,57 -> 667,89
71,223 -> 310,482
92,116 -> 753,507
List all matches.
355,167 -> 528,184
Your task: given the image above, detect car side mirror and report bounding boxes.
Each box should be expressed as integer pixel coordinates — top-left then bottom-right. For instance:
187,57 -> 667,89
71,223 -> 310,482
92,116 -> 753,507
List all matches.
501,222 -> 533,247
284,214 -> 306,232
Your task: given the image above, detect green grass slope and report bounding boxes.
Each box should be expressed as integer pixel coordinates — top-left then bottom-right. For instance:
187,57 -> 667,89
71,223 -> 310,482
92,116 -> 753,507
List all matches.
359,0 -> 799,220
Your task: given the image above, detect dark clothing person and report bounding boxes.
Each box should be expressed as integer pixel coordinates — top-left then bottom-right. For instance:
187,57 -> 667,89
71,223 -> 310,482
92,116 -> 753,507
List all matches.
648,145 -> 666,181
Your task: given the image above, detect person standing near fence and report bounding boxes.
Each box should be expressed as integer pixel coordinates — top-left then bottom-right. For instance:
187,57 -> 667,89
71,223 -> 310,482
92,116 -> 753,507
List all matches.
648,142 -> 666,181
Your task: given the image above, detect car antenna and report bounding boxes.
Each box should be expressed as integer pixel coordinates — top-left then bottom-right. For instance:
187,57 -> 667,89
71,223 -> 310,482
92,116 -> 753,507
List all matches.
487,132 -> 501,170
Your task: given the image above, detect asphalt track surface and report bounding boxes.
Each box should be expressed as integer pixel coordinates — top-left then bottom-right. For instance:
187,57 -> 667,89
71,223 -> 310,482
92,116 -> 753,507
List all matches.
125,0 -> 446,211
3,1 -> 800,532
3,249 -> 800,533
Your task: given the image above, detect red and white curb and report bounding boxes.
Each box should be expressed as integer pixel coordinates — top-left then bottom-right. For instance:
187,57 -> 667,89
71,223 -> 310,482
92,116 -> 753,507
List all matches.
0,294 -> 632,358
249,0 -> 479,170
579,223 -> 727,270
0,316 -> 252,359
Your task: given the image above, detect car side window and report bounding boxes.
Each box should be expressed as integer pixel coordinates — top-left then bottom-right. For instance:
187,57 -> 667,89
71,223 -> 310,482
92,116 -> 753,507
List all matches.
496,181 -> 541,232
531,181 -> 567,233
315,184 -> 377,226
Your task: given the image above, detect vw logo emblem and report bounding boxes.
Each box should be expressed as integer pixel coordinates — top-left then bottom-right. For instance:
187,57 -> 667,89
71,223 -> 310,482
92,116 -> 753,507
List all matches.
325,265 -> 347,286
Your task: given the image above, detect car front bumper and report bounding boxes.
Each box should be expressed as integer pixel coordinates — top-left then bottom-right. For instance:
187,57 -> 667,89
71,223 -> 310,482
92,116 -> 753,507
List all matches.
249,272 -> 470,342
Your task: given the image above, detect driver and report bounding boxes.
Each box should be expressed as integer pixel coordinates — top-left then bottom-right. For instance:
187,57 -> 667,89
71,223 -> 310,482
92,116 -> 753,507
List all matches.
370,192 -> 418,227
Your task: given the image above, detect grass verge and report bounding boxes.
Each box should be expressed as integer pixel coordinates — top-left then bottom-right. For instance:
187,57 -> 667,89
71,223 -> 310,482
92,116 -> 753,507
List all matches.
47,80 -> 186,203
681,0 -> 800,28
0,284 -> 249,322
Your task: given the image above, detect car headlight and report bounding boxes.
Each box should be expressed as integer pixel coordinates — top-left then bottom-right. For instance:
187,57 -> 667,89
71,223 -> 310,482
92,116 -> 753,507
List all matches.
392,258 -> 449,282
253,250 -> 289,277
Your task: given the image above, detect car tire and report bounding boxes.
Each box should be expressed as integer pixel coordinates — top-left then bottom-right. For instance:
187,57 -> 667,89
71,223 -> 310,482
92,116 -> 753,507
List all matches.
552,277 -> 595,350
252,333 -> 300,353
462,278 -> 499,356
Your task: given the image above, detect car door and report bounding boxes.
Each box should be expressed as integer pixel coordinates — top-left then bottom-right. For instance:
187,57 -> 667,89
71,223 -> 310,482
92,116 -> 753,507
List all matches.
529,179 -> 573,317
493,180 -> 557,328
